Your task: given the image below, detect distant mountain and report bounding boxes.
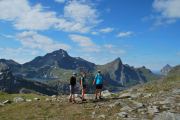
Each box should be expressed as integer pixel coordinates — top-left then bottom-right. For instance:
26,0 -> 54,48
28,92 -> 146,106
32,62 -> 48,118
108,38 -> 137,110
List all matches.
161,64 -> 172,75
0,59 -> 21,72
166,65 -> 180,81
96,58 -> 160,91
23,49 -> 95,70
0,49 -> 160,93
0,67 -> 58,95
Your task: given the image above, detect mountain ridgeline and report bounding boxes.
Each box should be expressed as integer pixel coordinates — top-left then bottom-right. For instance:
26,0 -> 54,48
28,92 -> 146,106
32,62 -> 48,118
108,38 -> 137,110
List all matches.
0,49 -> 160,93
160,64 -> 172,75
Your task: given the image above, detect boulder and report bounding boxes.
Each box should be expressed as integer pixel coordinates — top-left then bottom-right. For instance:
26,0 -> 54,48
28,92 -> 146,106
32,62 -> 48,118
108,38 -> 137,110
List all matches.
121,106 -> 133,112
13,97 -> 25,103
91,111 -> 96,119
25,99 -> 32,102
0,103 -> 4,107
117,112 -> 128,118
2,100 -> 11,104
148,106 -> 159,115
97,114 -> 106,119
102,90 -> 112,97
34,98 -> 40,101
51,95 -> 57,98
131,100 -> 144,109
119,93 -> 131,99
45,98 -> 51,102
153,111 -> 180,120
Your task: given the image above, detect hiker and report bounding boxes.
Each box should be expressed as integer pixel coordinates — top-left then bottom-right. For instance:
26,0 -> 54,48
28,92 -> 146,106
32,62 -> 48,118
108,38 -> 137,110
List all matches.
80,72 -> 87,101
69,72 -> 77,103
93,70 -> 103,100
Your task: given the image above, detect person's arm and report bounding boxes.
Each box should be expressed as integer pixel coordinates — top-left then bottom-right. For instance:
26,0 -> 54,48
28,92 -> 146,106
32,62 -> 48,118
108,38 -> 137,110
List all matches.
80,77 -> 82,86
93,75 -> 97,85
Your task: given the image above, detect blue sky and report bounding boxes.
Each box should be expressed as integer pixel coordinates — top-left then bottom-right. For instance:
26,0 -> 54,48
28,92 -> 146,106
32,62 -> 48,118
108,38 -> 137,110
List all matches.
0,0 -> 180,70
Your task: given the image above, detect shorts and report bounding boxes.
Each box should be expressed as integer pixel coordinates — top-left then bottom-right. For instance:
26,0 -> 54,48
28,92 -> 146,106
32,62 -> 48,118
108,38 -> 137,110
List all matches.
96,84 -> 103,89
82,85 -> 86,89
70,85 -> 75,94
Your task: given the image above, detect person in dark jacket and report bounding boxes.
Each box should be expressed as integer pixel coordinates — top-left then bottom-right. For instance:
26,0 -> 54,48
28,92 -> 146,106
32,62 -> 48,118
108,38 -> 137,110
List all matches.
69,72 -> 77,103
80,72 -> 87,101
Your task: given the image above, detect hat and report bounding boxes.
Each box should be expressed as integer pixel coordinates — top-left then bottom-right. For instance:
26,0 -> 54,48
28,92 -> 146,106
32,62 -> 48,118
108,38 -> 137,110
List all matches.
73,72 -> 77,75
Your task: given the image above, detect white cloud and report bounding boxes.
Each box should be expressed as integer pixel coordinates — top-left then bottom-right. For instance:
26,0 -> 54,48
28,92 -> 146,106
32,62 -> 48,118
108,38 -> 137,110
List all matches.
0,0 -> 101,33
55,0 -> 66,3
0,0 -> 58,30
17,31 -> 71,52
117,31 -> 133,38
153,0 -> 180,19
59,0 -> 101,33
99,27 -> 114,33
91,31 -> 98,35
0,33 -> 14,39
0,47 -> 39,63
69,34 -> 100,52
103,44 -> 126,55
69,34 -> 94,47
152,0 -> 180,25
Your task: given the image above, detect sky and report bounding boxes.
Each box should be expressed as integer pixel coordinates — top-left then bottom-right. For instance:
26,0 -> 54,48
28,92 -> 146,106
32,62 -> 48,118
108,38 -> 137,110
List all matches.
0,0 -> 180,71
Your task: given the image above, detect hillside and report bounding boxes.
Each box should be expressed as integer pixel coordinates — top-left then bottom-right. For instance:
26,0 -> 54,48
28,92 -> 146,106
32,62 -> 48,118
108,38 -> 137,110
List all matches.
0,67 -> 58,95
0,65 -> 179,120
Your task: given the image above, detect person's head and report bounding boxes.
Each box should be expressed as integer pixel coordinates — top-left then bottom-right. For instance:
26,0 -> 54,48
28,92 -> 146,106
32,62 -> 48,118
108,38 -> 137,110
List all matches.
73,72 -> 77,77
82,72 -> 86,77
98,70 -> 101,74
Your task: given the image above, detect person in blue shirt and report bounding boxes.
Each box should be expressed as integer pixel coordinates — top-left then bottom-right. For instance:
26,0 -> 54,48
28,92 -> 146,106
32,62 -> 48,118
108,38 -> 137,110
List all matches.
93,70 -> 103,99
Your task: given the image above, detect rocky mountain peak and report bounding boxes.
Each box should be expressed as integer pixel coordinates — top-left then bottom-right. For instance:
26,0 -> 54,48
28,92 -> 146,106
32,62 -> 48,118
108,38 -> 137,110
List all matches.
161,64 -> 172,75
50,49 -> 69,57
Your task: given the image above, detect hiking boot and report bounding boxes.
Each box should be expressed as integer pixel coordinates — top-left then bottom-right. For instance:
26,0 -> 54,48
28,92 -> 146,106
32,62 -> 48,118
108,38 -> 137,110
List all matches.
99,96 -> 103,99
69,99 -> 72,102
73,100 -> 76,103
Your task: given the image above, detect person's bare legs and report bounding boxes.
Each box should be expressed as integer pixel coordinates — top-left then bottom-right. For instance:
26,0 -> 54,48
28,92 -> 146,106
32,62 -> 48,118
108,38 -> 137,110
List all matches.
69,94 -> 72,102
95,89 -> 99,99
72,94 -> 76,103
99,89 -> 102,99
82,89 -> 86,100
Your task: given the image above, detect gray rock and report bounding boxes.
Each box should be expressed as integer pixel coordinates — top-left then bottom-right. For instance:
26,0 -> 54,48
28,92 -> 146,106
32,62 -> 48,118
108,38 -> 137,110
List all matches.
108,100 -> 123,108
131,100 -> 144,109
2,100 -> 11,104
131,93 -> 142,99
153,111 -> 180,120
34,98 -> 40,101
45,98 -> 50,101
172,88 -> 180,95
143,93 -> 152,98
117,112 -> 128,118
25,99 -> 32,102
148,106 -> 159,115
13,97 -> 25,103
102,90 -> 112,97
91,111 -> 96,119
119,93 -> 131,99
97,114 -> 106,119
51,95 -> 56,98
121,106 -> 133,112
0,103 -> 4,106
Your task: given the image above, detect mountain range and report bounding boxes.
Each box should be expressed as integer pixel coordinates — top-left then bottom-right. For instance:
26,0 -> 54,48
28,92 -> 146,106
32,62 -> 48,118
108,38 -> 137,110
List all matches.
160,64 -> 172,75
0,49 -> 160,94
